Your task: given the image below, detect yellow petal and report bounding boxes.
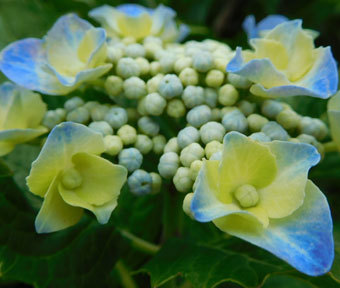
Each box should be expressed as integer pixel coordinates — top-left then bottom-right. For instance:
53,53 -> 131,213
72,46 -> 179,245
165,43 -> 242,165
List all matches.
116,12 -> 153,40
328,91 -> 340,150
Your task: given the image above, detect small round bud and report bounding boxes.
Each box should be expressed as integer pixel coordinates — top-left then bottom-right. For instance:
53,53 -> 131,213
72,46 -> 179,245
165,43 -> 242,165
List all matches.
227,73 -> 251,89
144,93 -> 167,116
105,76 -> 124,99
211,108 -> 222,121
261,121 -> 289,141
104,107 -> 128,129
107,46 -> 123,63
192,51 -> 214,72
204,88 -> 218,108
134,134 -> 153,154
144,36 -> 163,46
182,86 -> 205,108
158,74 -> 183,99
183,193 -> 194,218
124,43 -> 145,58
222,110 -> 248,133
150,172 -> 162,194
261,100 -> 284,119
205,69 -> 224,88
122,36 -> 136,45
159,54 -> 176,73
135,57 -> 150,76
234,184 -> 259,208
180,143 -> 205,167
116,57 -> 140,79
119,148 -> 143,172
158,152 -> 179,179
147,74 -> 164,93
178,126 -> 200,149
88,121 -> 113,136
83,101 -> 99,113
214,57 -> 230,72
179,67 -> 199,86
218,84 -> 239,106
173,167 -> 193,193
43,110 -> 63,130
205,140 -> 223,159
61,167 -> 82,190
64,96 -> 84,112
174,57 -> 192,73
137,97 -> 148,116
153,135 -> 166,154
128,169 -> 152,196
55,108 -> 66,120
298,117 -> 328,140
66,107 -> 90,124
249,132 -> 271,142
276,109 -> 300,130
117,124 -> 137,145
91,105 -> 110,121
238,100 -> 256,116
138,116 -> 160,136
167,99 -> 186,118
104,135 -> 123,156
186,105 -> 212,128
150,61 -> 161,76
164,137 -> 179,153
190,160 -> 203,181
247,114 -> 269,132
200,122 -> 226,144
297,134 -> 318,145
221,107 -> 237,117
123,77 -> 147,100
144,43 -> 162,59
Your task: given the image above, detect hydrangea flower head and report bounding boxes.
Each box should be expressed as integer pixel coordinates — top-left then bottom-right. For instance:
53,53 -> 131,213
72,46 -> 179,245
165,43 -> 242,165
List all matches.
0,82 -> 47,156
227,20 -> 338,99
26,122 -> 127,233
0,14 -> 112,95
89,4 -> 189,42
190,131 -> 333,276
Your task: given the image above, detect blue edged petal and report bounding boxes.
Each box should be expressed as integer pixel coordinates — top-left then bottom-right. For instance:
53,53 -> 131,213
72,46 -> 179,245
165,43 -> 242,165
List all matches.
116,4 -> 150,17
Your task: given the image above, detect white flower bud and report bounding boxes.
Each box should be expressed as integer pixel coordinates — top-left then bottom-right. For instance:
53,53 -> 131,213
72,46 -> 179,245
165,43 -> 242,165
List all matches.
213,57 -> 230,73
160,53 -> 176,73
128,169 -> 152,196
137,97 -> 148,116
158,74 -> 183,99
124,43 -> 146,58
123,77 -> 147,100
190,160 -> 203,181
104,107 -> 128,129
88,121 -> 113,136
247,114 -> 269,132
234,184 -> 259,208
116,57 -> 140,79
186,105 -> 212,128
167,99 -> 186,118
261,121 -> 289,141
218,84 -> 239,106
205,140 -> 223,159
83,101 -> 99,112
144,43 -> 162,59
179,67 -> 199,86
173,167 -> 193,193
119,148 -> 143,172
174,57 -> 192,73
183,193 -> 194,218
182,86 -> 205,108
66,107 -> 90,124
298,117 -> 328,140
150,61 -> 162,76
134,134 -> 153,154
150,172 -> 162,194
147,74 -> 164,94
249,132 -> 271,142
122,36 -> 136,45
64,96 -> 84,112
104,135 -> 123,156
153,135 -> 166,154
238,100 -> 256,116
107,46 -> 123,63
91,105 -> 110,121
144,93 -> 167,116
204,88 -> 218,108
117,124 -> 137,145
135,57 -> 150,76
180,143 -> 205,167
143,36 -> 163,46
105,76 -> 124,99
261,100 -> 284,119
43,110 -> 63,130
227,73 -> 251,89
138,116 -> 160,136
205,69 -> 225,88
200,121 -> 226,144
221,107 -> 237,117
158,152 -> 179,179
297,134 -> 318,145
164,137 -> 179,153
192,51 -> 214,72
222,109 -> 248,133
178,126 -> 200,149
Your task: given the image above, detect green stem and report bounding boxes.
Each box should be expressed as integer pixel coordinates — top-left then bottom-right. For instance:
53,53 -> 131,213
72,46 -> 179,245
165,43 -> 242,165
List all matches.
119,229 -> 160,255
324,141 -> 338,153
115,260 -> 138,288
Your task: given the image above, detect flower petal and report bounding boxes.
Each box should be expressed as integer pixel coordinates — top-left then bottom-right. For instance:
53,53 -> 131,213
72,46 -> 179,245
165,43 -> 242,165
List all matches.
26,122 -> 105,197
151,5 -> 176,35
117,4 -> 149,17
35,175 -> 83,234
259,141 -> 320,218
328,92 -> 340,149
216,180 -> 334,276
71,152 -> 127,206
89,5 -> 121,37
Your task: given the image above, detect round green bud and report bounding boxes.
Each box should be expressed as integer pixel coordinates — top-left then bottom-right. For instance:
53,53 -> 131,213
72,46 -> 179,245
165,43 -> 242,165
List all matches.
204,88 -> 218,108
297,134 -> 318,145
124,43 -> 145,58
135,57 -> 150,76
104,135 -> 123,156
238,100 -> 256,116
205,140 -> 223,159
91,105 -> 110,121
55,108 -> 66,120
143,36 -> 163,46
134,134 -> 153,154
144,93 -> 167,116
122,36 -> 136,45
192,51 -> 214,72
180,143 -> 205,167
105,76 -> 123,99
218,84 -> 239,106
214,57 -> 230,72
298,117 -> 328,140
128,169 -> 152,196
249,132 -> 271,142
138,116 -> 160,136
179,67 -> 199,86
107,46 -> 123,63
182,85 -> 205,108
174,56 -> 192,73
160,54 -> 176,73
234,184 -> 259,208
117,124 -> 137,145
158,152 -> 179,179
66,107 -> 90,124
144,43 -> 162,59
150,172 -> 162,194
116,57 -> 140,79
247,114 -> 269,132
178,126 -> 200,149
88,121 -> 113,136
190,160 -> 203,181
164,137 -> 179,154
61,167 -> 82,190
150,61 -> 162,76
261,121 -> 289,141
119,148 -> 143,172
227,73 -> 251,89
200,121 -> 226,144
187,105 -> 212,128
64,96 -> 84,112
205,69 -> 225,88
183,193 -> 194,218
137,97 -> 148,116
43,110 -> 63,130
167,99 -> 186,118
222,109 -> 248,133
158,74 -> 183,99
221,107 -> 237,117
276,109 -> 301,130
147,74 -> 164,94
83,101 -> 99,113
104,107 -> 128,129
153,135 -> 167,154
261,100 -> 284,119
123,77 -> 147,100
173,167 -> 193,193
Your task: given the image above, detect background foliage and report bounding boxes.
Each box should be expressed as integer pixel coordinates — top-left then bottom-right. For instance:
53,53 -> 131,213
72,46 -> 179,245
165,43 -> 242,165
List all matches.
0,0 -> 340,287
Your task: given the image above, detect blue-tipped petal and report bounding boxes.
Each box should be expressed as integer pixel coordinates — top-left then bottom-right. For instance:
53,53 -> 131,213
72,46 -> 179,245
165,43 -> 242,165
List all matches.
116,4 -> 150,17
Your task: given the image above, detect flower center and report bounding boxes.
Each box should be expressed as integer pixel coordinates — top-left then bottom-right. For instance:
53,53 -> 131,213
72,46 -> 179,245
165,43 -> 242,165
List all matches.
234,184 -> 259,208
61,167 -> 83,190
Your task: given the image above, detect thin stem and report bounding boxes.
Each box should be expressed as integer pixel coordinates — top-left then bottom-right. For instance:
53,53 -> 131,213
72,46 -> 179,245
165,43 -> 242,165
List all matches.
119,229 -> 160,255
115,260 -> 138,288
324,141 -> 338,153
